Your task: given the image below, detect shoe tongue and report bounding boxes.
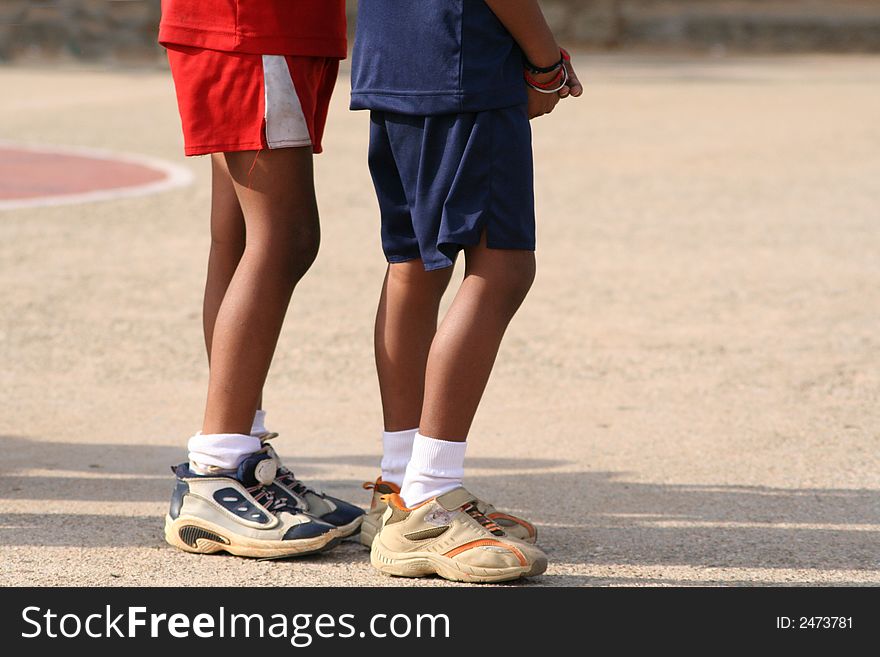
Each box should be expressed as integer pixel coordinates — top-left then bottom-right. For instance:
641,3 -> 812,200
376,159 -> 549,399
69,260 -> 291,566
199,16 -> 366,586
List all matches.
236,453 -> 277,487
436,487 -> 476,511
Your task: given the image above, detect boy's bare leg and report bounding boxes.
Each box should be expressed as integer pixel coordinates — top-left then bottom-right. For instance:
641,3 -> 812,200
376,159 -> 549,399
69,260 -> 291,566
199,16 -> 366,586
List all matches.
203,154 -> 243,363
375,261 -> 453,431
419,234 -> 536,441
202,148 -> 320,435
203,154 -> 263,412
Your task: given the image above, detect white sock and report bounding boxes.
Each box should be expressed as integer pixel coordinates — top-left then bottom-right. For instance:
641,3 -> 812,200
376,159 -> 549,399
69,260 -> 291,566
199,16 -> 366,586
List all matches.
250,409 -> 268,436
400,433 -> 467,507
380,428 -> 417,487
188,432 -> 262,474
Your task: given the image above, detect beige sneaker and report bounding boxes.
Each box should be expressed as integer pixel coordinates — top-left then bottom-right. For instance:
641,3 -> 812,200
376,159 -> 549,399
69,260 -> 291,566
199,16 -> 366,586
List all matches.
361,477 -> 537,546
370,487 -> 548,583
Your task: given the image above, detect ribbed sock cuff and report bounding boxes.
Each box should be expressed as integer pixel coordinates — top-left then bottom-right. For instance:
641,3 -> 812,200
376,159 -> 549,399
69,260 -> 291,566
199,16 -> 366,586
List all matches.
400,434 -> 467,506
188,432 -> 262,471
250,409 -> 268,436
406,433 -> 467,479
380,428 -> 417,485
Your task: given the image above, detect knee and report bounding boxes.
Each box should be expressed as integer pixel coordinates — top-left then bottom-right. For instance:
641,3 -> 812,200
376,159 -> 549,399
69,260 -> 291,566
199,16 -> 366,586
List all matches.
388,261 -> 453,302
505,260 -> 536,307
283,225 -> 321,283
485,258 -> 535,316
252,223 -> 320,286
210,231 -> 246,257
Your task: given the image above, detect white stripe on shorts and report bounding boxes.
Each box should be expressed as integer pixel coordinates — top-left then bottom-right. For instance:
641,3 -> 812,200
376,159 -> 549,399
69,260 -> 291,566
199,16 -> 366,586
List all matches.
261,55 -> 312,150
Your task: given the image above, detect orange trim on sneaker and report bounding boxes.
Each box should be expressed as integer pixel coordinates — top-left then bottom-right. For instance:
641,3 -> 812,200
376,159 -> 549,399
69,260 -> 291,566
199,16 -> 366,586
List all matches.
443,539 -> 528,567
382,492 -> 434,511
362,477 -> 401,493
487,512 -> 537,538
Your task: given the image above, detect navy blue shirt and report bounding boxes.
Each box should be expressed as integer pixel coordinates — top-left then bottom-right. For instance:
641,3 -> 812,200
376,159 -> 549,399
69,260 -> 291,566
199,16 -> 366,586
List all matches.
350,0 -> 527,115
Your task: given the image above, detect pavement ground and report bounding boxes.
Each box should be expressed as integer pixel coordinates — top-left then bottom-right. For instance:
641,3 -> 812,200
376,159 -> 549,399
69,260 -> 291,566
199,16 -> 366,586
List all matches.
1,54 -> 879,586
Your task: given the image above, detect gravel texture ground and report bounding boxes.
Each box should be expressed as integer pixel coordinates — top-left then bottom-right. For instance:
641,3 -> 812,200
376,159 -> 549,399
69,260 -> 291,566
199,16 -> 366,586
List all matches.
1,54 -> 878,586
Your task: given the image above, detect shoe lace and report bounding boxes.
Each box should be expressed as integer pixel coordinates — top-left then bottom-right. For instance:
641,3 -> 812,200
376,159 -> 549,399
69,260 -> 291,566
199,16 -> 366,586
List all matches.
258,438 -> 320,500
462,502 -> 505,536
277,468 -> 318,498
246,484 -> 290,513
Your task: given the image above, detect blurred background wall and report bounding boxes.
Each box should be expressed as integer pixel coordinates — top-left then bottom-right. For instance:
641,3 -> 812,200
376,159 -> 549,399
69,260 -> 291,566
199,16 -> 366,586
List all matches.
1,0 -> 879,61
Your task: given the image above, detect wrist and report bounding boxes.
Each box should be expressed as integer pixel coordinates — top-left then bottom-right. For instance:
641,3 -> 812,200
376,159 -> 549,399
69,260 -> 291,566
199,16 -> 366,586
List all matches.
523,46 -> 569,77
524,44 -> 562,71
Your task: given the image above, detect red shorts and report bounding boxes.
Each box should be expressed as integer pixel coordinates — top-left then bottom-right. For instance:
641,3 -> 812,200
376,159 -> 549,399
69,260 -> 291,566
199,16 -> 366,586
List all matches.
166,45 -> 339,156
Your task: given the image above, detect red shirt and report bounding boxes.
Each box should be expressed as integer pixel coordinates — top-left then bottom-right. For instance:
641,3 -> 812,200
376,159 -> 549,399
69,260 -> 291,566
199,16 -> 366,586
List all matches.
158,0 -> 347,58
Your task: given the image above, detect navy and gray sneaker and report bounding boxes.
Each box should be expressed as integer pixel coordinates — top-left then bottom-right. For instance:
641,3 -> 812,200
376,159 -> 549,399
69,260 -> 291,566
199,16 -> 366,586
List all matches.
260,438 -> 365,538
164,451 -> 340,559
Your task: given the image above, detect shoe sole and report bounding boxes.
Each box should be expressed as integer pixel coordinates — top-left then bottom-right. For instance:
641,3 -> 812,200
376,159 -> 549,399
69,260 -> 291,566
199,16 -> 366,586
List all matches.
164,515 -> 339,559
331,514 -> 364,540
255,536 -> 343,561
370,541 -> 547,583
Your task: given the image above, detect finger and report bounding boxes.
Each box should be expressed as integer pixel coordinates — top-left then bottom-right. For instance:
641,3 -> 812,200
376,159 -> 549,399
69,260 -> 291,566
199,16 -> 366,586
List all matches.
564,62 -> 583,97
568,73 -> 584,97
558,86 -> 570,99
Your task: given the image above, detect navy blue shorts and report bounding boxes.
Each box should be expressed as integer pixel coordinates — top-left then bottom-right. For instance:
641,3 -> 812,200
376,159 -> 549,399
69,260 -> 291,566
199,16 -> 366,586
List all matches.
368,105 -> 535,271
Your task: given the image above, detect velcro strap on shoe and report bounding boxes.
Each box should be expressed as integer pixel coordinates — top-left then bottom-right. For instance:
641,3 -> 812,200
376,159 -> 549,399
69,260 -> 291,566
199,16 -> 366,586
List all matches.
436,487 -> 476,511
253,458 -> 277,485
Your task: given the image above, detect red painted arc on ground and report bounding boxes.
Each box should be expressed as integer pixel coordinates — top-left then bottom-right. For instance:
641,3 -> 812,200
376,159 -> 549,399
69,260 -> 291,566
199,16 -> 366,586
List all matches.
0,147 -> 169,200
